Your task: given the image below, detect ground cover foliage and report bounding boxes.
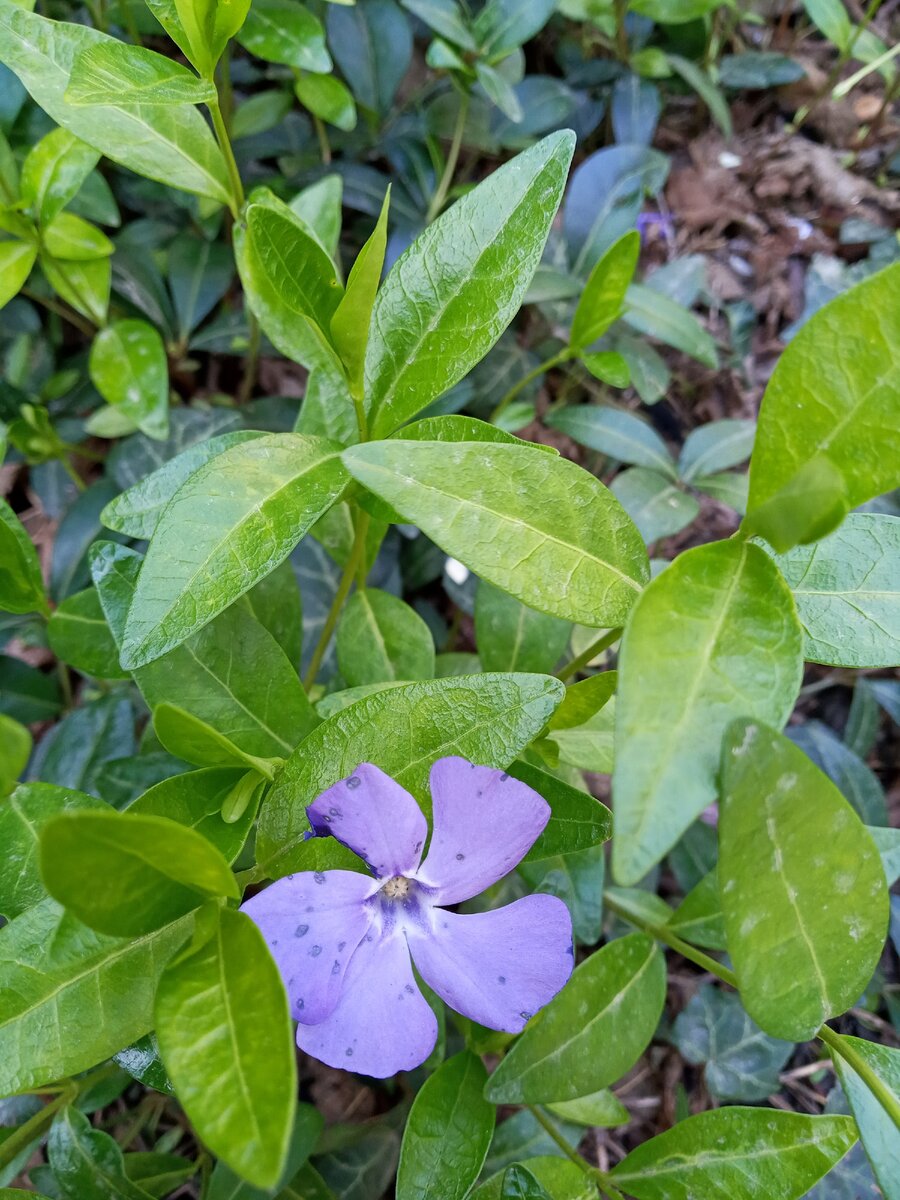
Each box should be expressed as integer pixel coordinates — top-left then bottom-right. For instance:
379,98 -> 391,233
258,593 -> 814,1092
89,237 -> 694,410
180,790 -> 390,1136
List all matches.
0,0 -> 899,1196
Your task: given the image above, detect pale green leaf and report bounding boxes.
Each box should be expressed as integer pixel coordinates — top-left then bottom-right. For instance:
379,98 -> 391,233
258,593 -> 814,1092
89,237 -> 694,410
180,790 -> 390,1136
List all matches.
66,40 -> 216,106
570,231 -> 640,350
337,587 -> 435,686
89,320 -> 169,440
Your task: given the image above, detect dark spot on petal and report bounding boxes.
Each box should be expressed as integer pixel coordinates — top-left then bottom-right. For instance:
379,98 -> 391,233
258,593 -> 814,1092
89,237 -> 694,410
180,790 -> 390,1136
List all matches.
455,852 -> 465,861
310,945 -> 322,957
338,941 -> 346,952
271,939 -> 278,946
314,872 -> 325,884
345,1047 -> 353,1056
331,960 -> 340,975
347,776 -> 361,790
414,841 -> 422,853
329,806 -> 341,817
294,924 -> 309,938
322,815 -> 332,823
366,933 -> 374,942
305,905 -> 314,912
405,984 -> 414,994
498,975 -> 506,984
477,790 -> 483,798
500,773 -> 509,781
520,1011 -> 531,1020
296,998 -> 304,1010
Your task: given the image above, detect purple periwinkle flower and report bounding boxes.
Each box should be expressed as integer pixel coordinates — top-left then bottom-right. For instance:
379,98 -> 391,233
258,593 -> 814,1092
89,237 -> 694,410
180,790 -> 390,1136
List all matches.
241,757 -> 574,1078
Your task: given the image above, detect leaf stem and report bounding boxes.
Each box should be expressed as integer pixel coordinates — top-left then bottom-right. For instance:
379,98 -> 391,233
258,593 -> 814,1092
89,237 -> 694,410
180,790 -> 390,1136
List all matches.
21,288 -> 96,337
237,311 -> 260,404
0,1061 -> 119,1172
556,628 -> 622,682
604,892 -> 900,1135
527,1105 -> 622,1198
490,348 -> 571,424
303,509 -> 370,690
207,94 -> 244,218
313,114 -> 332,165
426,90 -> 470,223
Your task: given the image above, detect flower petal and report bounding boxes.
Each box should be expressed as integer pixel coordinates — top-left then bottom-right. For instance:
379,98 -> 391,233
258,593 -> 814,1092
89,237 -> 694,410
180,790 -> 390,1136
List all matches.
296,928 -> 438,1078
240,870 -> 376,1023
408,895 -> 573,1033
307,763 -> 427,878
415,758 -> 550,903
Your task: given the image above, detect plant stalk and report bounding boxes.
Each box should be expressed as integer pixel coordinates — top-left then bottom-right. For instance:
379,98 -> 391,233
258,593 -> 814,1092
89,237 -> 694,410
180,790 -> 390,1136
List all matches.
556,628 -> 622,682
303,509 -> 370,690
490,348 -> 571,424
426,90 -> 470,223
207,94 -> 245,218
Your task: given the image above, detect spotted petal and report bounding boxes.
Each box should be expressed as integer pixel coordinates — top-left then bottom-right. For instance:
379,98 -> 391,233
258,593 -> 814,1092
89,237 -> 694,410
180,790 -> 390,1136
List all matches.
415,758 -> 550,904
408,895 -> 573,1033
296,927 -> 438,1078
307,763 -> 428,878
240,870 -> 376,1023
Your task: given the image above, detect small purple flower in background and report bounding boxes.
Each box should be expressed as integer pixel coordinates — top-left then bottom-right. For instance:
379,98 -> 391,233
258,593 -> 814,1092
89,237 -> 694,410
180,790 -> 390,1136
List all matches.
241,757 -> 573,1078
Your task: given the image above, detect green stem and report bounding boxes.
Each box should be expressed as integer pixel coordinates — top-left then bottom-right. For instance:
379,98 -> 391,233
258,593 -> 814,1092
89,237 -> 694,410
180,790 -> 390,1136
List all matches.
21,289 -> 95,337
56,660 -> 75,710
556,628 -> 622,683
527,1106 -> 622,1198
207,95 -> 244,218
237,311 -> 260,404
832,39 -> 900,99
818,1023 -> 900,1131
613,0 -> 629,62
303,510 -> 370,690
0,1086 -> 76,1170
60,454 -> 86,493
426,90 -> 470,223
313,114 -> 332,166
605,893 -> 900,1135
490,348 -> 571,424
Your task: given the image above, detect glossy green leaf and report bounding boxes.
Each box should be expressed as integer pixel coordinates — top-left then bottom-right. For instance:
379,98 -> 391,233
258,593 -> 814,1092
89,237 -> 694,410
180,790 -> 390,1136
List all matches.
0,240 -> 37,308
0,3 -> 231,204
0,715 -> 30,798
519,843 -> 605,946
89,320 -> 169,440
678,418 -> 755,482
720,719 -> 889,1041
205,1103 -> 325,1200
337,587 -> 435,686
344,441 -> 648,627
611,468 -> 698,544
48,1105 -> 154,1200
545,1090 -> 630,1128
327,0 -> 412,114
155,907 -> 296,1189
258,672 -> 563,875
331,188 -> 389,397
472,1158 -> 594,1200
624,283 -> 718,368
153,703 -> 275,773
236,195 -> 344,372
120,433 -> 348,668
66,39 -> 216,105
237,0 -> 330,71
666,869 -> 726,951
581,350 -> 630,388
546,406 -> 675,476
833,1036 -> 900,1200
40,250 -> 110,324
0,497 -> 49,615
0,897 -> 192,1095
171,0 -> 250,76
485,934 -> 665,1103
546,672 -> 616,731
747,263 -> 900,547
610,1108 -> 857,1199
47,586 -> 126,678
131,767 -> 256,864
43,213 -> 113,262
0,655 -> 61,723
365,131 -> 575,436
476,581 -> 571,674
397,1052 -> 494,1200
0,783 -> 103,918
19,126 -> 99,226
295,72 -> 356,131
509,761 -> 612,862
500,1165 -> 552,1200
743,454 -> 848,554
570,231 -> 640,350
612,540 -> 803,885
401,0 -> 476,49
289,174 -> 342,258
767,513 -> 900,668
41,808 -> 239,936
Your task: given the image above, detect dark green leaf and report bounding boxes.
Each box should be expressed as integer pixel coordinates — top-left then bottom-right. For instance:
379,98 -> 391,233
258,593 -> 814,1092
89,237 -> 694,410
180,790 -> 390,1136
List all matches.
48,1105 -> 152,1200
337,588 -> 435,686
832,1036 -> 900,1200
0,498 -> 49,615
546,407 -> 674,476
476,582 -> 571,674
237,0 -> 330,72
510,761 -> 612,862
47,587 -> 126,679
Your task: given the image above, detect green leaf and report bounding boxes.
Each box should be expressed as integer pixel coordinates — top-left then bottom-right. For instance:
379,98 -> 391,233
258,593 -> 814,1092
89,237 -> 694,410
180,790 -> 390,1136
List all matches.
0,240 -> 37,309
832,1036 -> 900,1200
472,1158 -> 594,1200
295,72 -> 357,131
172,0 -> 250,76
397,1052 -> 494,1200
231,90 -> 291,140
0,782 -> 103,918
152,702 -> 276,773
509,761 -> 612,862
124,1150 -> 195,1197
131,767 -> 256,864
485,934 -> 665,1103
66,39 -> 216,105
545,1090 -> 630,1128
666,869 -> 726,951
327,0 -> 411,115
0,715 -> 30,798
289,174 -> 342,258
580,350 -> 630,388
500,1165 -> 552,1200
0,897 -> 193,1095
546,406 -> 675,476
766,513 -> 900,668
331,188 -> 389,397
41,808 -> 239,936
0,2 -> 231,205
237,0 -> 330,71
206,1103 -> 325,1200
0,655 -> 61,723
474,0 -> 554,56
365,131 -> 575,437
120,433 -> 348,668
19,126 -> 99,226
611,468 -> 698,543
89,320 -> 169,440
258,672 -> 563,875
609,1108 -> 857,1198
612,540 -> 803,884
42,212 -> 113,260
475,581 -> 571,674
47,586 -> 127,678
520,843 -> 605,945
671,985 -> 793,1102
666,52 -> 732,136
344,441 -> 649,627
0,497 -> 49,615
678,418 -> 755,481
747,263 -> 900,545
720,720 -> 889,1041
48,1105 -> 154,1200
337,587 -> 435,686
624,282 -> 718,367
101,430 -> 263,540
627,0 -> 719,21
743,454 -> 849,554
236,194 -> 344,372
546,672 -> 616,731
400,0 -> 476,49
570,231 -> 640,351
475,62 -> 522,122
155,907 -> 296,1190
40,251 -> 110,324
